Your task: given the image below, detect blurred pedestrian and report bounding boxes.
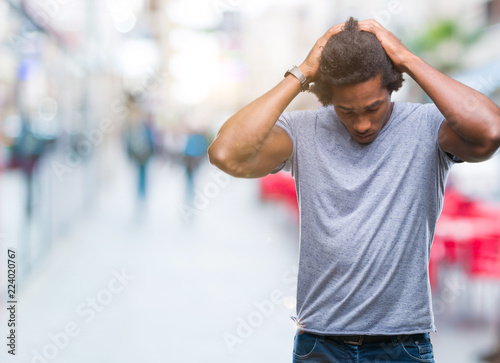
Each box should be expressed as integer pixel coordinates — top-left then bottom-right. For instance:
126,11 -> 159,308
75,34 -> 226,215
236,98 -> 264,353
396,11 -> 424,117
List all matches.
209,17 -> 500,362
183,131 -> 208,204
11,119 -> 46,218
124,96 -> 155,204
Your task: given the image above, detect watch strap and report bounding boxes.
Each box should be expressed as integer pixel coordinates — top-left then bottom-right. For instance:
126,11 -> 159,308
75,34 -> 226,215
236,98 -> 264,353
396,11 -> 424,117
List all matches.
284,66 -> 309,91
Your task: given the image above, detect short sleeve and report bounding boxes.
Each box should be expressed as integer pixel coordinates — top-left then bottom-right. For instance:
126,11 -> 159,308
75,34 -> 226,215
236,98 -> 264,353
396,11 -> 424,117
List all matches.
425,103 -> 463,165
272,113 -> 296,176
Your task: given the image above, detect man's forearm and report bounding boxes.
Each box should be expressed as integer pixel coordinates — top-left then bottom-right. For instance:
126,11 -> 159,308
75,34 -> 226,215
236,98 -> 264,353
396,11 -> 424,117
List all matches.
404,55 -> 500,148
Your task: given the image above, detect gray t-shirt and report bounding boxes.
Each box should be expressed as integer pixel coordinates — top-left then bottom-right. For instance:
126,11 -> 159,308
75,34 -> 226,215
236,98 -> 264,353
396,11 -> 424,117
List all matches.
275,102 -> 456,335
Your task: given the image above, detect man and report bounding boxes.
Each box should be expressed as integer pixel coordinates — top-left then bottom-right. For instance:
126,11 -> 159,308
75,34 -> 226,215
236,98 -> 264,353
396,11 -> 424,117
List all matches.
208,17 -> 500,362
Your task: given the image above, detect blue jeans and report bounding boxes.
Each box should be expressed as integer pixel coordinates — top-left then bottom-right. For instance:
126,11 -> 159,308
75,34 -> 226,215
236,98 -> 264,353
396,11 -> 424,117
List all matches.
293,331 -> 435,362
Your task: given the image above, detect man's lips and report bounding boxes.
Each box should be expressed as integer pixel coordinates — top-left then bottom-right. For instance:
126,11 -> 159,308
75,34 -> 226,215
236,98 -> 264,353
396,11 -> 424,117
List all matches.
354,133 -> 374,139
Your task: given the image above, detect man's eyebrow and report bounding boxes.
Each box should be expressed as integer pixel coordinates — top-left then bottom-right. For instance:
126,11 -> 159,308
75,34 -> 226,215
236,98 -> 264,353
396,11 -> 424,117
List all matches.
365,100 -> 383,109
335,105 -> 353,111
335,100 -> 383,111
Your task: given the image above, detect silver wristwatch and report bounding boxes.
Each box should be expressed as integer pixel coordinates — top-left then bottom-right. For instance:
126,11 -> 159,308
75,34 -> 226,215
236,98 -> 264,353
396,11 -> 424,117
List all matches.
284,66 -> 310,91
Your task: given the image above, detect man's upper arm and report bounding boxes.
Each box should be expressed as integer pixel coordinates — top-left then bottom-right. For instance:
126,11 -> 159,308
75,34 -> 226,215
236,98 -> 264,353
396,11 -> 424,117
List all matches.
242,125 -> 293,178
438,119 -> 491,162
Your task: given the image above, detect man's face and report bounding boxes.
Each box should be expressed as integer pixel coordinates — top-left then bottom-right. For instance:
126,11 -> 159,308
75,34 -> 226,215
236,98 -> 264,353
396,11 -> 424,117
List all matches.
332,75 -> 393,144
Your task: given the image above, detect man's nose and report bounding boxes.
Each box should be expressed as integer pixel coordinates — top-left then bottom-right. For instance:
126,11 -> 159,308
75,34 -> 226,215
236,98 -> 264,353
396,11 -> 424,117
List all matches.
353,117 -> 371,134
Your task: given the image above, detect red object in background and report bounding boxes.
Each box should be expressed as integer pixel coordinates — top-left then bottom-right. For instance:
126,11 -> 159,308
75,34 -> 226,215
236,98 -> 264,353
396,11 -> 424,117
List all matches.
260,173 -> 500,286
259,171 -> 299,221
432,187 -> 500,287
469,237 -> 500,278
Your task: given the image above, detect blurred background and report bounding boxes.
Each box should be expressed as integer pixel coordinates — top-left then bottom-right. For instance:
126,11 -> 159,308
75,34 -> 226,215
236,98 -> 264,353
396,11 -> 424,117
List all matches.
0,0 -> 500,362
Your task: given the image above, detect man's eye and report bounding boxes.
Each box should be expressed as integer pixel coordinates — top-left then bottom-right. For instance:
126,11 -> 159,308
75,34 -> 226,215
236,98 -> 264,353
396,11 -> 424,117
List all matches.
367,108 -> 380,113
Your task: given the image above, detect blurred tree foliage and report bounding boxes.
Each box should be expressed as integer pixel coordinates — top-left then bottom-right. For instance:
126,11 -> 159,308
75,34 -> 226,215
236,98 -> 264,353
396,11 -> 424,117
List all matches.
407,19 -> 484,73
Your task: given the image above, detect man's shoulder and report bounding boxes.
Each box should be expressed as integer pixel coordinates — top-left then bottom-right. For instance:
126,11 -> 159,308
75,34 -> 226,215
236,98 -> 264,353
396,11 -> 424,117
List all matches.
390,102 -> 446,150
393,101 -> 439,117
392,102 -> 446,131
280,105 -> 335,123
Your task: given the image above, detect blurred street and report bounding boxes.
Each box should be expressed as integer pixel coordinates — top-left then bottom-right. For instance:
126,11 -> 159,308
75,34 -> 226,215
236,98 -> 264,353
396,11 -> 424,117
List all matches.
2,148 -> 302,363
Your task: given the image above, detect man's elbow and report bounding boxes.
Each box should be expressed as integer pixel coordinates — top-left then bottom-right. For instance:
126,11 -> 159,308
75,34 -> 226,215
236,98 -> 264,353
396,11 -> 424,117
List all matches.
207,143 -> 227,170
491,124 -> 500,149
470,130 -> 500,162
486,138 -> 500,161
208,144 -> 245,177
461,113 -> 500,162
483,124 -> 500,159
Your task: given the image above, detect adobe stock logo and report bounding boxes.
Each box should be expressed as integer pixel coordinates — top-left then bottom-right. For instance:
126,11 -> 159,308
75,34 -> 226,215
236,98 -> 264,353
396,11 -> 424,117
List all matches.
371,1 -> 404,27
30,268 -> 134,363
223,265 -> 298,353
461,74 -> 498,116
178,170 -> 231,221
30,0 -> 73,27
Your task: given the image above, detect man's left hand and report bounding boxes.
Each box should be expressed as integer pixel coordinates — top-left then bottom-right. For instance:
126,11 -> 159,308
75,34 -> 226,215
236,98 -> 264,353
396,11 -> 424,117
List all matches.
358,19 -> 414,73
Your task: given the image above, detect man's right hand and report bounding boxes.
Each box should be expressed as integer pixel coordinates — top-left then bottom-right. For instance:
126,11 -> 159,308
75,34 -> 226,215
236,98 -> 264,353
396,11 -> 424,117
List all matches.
298,23 -> 345,82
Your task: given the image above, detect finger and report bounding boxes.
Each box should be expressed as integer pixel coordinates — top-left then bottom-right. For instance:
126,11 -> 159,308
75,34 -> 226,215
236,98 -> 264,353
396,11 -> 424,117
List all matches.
359,19 -> 387,34
315,27 -> 340,48
358,20 -> 376,32
319,23 -> 343,41
326,23 -> 344,36
360,19 -> 382,27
